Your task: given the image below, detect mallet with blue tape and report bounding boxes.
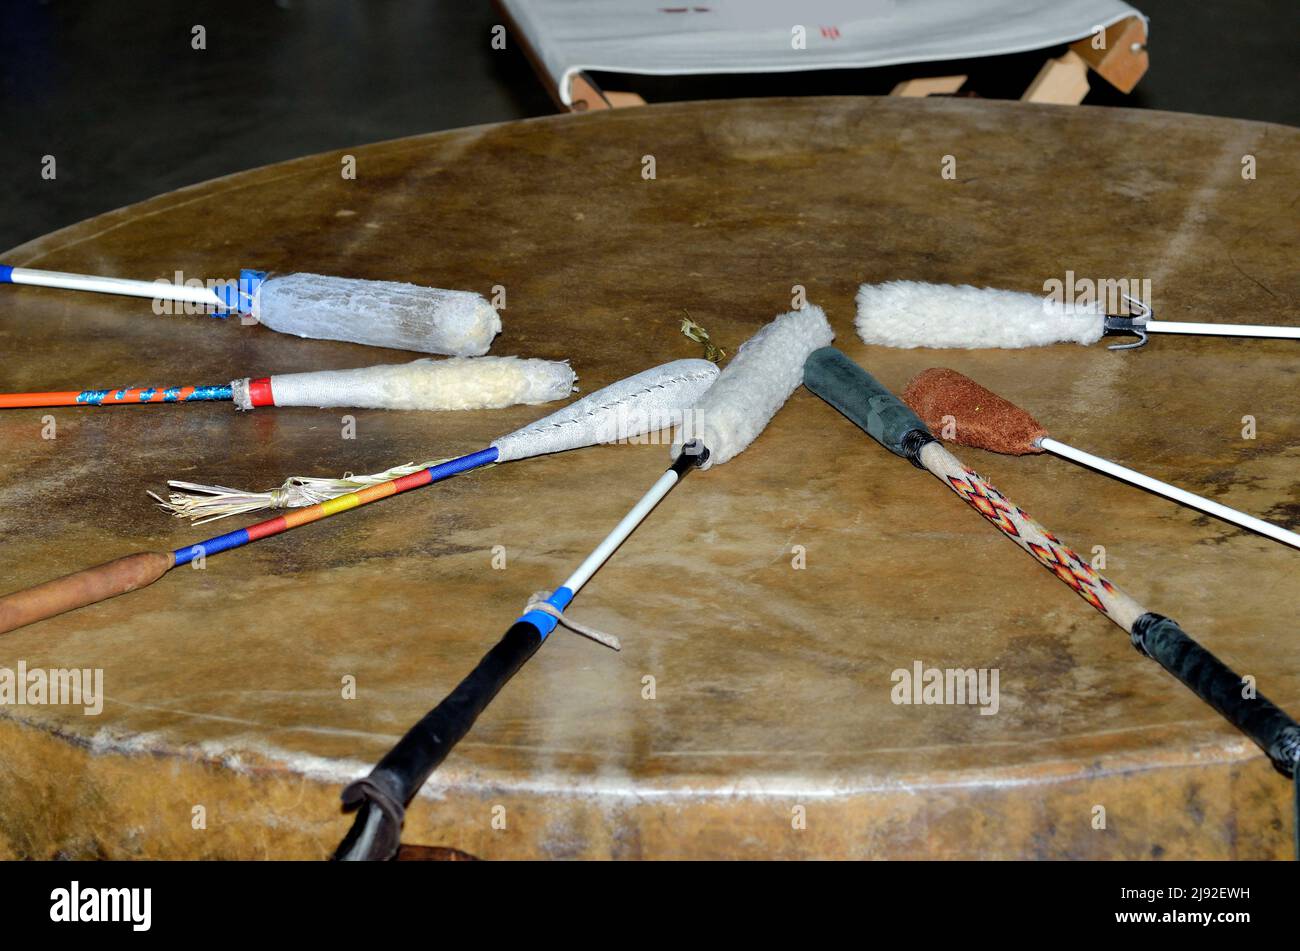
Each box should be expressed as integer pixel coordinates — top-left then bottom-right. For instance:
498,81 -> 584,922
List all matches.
0,264 -> 500,355
333,305 -> 835,860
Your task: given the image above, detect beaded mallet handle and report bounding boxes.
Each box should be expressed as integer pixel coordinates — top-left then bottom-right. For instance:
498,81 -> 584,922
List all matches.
803,347 -> 1300,787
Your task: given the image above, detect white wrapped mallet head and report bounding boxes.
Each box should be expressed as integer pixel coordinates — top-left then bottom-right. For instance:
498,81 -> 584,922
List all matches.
251,273 -> 501,356
673,304 -> 834,468
857,280 -> 1300,351
231,356 -> 575,411
157,358 -> 720,522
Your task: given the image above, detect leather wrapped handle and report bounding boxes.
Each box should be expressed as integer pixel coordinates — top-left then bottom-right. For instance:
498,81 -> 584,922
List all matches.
803,347 -> 933,461
334,620 -> 545,860
0,551 -> 174,634
1132,613 -> 1300,777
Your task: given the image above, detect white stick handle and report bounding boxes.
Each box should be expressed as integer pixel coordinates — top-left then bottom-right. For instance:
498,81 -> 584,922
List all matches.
2,266 -> 227,307
1147,319 -> 1300,339
1040,437 -> 1300,550
560,466 -> 682,596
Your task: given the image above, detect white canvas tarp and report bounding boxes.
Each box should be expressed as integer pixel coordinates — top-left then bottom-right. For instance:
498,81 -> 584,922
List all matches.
500,0 -> 1146,104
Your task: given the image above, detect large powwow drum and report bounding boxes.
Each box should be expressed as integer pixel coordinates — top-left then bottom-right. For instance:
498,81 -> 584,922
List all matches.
0,97 -> 1295,859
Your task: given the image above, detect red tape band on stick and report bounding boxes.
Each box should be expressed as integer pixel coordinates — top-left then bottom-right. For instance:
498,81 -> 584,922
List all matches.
247,377 -> 275,408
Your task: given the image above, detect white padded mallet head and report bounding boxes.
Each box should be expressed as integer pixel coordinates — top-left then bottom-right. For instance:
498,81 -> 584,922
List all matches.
253,273 -> 502,356
672,305 -> 834,468
232,356 -> 576,411
856,281 -> 1105,349
493,358 -> 719,463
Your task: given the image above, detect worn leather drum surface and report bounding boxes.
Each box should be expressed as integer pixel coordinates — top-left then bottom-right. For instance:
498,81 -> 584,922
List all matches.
0,97 -> 1296,859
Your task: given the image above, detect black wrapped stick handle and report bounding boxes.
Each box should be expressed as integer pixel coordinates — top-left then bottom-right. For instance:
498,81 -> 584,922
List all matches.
1132,613 -> 1300,778
333,621 -> 544,861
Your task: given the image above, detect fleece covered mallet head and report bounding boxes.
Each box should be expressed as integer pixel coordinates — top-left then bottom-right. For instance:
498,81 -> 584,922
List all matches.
902,367 -> 1300,550
0,265 -> 501,356
231,356 -> 575,411
672,304 -> 834,468
857,280 -> 1300,351
492,358 -> 719,461
857,281 -> 1105,349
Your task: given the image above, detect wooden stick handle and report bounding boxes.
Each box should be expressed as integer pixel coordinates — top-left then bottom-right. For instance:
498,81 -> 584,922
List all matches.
0,552 -> 174,634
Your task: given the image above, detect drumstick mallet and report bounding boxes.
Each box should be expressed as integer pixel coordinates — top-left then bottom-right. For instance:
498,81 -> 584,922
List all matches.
154,359 -> 717,523
0,356 -> 576,413
901,368 -> 1300,551
0,264 -> 501,356
333,305 -> 834,861
804,347 -> 1300,856
856,281 -> 1300,351
0,360 -> 719,634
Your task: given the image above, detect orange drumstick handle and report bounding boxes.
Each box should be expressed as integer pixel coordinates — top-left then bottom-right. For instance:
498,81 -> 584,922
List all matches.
0,391 -> 84,408
0,552 -> 175,634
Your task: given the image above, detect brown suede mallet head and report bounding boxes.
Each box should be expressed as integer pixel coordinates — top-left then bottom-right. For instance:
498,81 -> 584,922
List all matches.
901,368 -> 1048,455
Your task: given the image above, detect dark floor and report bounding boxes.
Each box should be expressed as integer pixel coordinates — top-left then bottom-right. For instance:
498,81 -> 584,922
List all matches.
0,0 -> 1295,253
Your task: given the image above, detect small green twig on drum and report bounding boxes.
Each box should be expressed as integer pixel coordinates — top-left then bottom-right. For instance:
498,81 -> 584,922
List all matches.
679,311 -> 726,363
